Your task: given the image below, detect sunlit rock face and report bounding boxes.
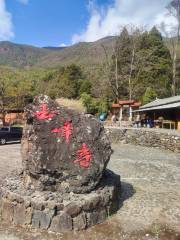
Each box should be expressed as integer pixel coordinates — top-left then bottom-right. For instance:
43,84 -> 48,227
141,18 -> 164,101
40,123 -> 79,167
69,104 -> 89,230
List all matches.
21,95 -> 112,194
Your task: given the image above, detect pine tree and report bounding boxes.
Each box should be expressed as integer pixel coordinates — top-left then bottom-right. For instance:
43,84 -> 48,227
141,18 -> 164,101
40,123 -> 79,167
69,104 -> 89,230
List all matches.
136,27 -> 172,99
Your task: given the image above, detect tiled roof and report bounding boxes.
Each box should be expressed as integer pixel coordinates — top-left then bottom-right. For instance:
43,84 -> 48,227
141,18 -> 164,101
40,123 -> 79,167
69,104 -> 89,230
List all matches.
140,95 -> 180,109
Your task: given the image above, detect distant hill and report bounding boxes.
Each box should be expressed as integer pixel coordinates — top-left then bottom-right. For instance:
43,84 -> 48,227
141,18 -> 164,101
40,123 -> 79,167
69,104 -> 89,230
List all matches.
0,37 -> 116,68
0,41 -> 50,68
40,36 -> 116,67
0,36 -> 179,70
43,46 -> 67,51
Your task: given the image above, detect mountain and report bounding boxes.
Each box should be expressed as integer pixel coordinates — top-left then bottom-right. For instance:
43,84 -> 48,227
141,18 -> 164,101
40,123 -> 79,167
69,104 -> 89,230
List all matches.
0,37 -> 179,70
0,41 -> 50,68
43,46 -> 67,51
0,37 -> 116,68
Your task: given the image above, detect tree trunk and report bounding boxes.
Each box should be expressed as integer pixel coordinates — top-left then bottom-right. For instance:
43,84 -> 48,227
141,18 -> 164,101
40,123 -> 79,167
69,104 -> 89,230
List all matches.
115,57 -> 119,102
178,3 -> 180,41
0,100 -> 6,126
171,35 -> 178,96
129,48 -> 135,100
172,48 -> 177,96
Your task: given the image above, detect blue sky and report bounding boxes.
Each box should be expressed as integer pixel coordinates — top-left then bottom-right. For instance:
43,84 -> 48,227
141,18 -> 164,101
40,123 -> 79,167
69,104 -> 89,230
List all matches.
0,0 -> 176,47
5,0 -> 92,46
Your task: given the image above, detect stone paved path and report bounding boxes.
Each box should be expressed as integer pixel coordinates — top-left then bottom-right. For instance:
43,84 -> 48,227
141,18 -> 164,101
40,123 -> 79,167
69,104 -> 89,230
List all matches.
0,143 -> 180,240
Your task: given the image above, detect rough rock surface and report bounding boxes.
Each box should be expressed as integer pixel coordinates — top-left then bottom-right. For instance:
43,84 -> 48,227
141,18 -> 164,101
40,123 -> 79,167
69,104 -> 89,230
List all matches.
21,95 -> 112,193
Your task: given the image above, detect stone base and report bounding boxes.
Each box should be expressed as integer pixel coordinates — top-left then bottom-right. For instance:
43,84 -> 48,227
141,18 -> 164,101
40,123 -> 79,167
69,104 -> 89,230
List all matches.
0,170 -> 120,232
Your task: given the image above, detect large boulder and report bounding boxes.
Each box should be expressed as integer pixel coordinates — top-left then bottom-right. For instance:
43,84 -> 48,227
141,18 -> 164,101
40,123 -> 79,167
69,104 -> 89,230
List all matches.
21,95 -> 112,193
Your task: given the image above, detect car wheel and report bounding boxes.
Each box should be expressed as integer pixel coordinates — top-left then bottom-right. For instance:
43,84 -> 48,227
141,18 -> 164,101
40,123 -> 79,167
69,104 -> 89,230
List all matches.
0,138 -> 6,145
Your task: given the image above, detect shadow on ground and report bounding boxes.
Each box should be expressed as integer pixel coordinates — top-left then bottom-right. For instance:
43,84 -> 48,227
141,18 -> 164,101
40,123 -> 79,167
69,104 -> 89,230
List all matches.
113,180 -> 136,212
119,181 -> 136,202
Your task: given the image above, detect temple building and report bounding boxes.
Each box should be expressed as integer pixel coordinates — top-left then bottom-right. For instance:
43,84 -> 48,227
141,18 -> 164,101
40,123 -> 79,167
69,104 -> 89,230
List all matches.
111,100 -> 141,121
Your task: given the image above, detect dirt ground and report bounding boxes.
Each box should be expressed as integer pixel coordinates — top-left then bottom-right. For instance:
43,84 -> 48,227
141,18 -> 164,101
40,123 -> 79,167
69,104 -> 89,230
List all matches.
0,143 -> 180,240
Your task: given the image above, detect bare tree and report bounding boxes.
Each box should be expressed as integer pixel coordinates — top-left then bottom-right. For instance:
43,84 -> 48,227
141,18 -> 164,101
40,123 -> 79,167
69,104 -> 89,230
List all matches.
128,26 -> 145,100
167,0 -> 180,40
101,43 -> 119,101
165,0 -> 180,95
101,26 -> 144,101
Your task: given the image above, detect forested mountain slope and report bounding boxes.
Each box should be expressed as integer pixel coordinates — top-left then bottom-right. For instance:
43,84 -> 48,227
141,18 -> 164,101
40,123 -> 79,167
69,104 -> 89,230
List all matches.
0,37 -> 116,68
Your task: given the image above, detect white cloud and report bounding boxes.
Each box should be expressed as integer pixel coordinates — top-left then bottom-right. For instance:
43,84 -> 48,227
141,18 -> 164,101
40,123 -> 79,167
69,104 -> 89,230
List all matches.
0,0 -> 14,41
155,10 -> 177,35
59,43 -> 67,47
17,0 -> 29,5
72,0 -> 177,44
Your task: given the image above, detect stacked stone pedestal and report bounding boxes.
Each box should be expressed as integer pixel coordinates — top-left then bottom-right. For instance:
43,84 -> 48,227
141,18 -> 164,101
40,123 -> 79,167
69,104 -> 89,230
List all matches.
0,95 -> 121,232
0,170 -> 120,232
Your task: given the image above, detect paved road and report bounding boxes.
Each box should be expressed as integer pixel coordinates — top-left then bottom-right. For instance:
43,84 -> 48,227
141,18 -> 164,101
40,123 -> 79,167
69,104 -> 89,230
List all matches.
109,144 -> 180,234
0,143 -> 180,240
0,144 -> 21,178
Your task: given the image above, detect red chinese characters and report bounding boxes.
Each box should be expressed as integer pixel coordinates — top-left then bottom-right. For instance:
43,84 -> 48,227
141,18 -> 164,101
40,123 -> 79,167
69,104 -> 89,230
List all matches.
34,103 -> 57,121
51,121 -> 73,143
74,144 -> 92,169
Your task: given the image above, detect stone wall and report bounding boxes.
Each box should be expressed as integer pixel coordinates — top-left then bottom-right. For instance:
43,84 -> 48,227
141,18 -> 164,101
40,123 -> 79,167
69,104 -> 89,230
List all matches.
106,127 -> 180,153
